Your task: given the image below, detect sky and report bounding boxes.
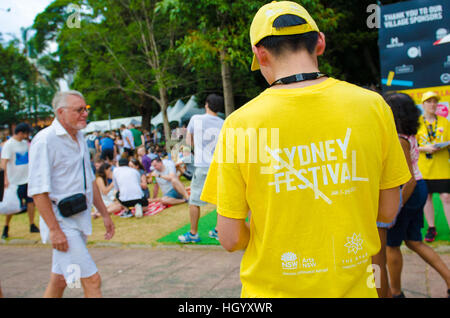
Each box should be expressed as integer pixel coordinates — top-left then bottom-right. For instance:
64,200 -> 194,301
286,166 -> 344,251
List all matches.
0,0 -> 68,90
0,0 -> 53,42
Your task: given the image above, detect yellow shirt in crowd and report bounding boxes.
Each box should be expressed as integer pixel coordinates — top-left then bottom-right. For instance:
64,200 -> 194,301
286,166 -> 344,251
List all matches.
416,115 -> 450,180
201,78 -> 411,298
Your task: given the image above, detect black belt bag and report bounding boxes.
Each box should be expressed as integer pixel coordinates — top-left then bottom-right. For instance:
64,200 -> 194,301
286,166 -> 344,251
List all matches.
57,157 -> 88,218
58,193 -> 87,217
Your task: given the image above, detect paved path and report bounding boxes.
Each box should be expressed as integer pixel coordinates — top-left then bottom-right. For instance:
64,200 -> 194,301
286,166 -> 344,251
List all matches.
0,245 -> 449,298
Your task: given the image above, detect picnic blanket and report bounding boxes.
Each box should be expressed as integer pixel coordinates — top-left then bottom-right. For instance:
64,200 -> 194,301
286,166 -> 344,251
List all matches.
114,201 -> 171,217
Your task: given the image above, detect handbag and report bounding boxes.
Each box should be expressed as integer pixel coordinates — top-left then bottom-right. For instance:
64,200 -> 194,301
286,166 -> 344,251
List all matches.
57,158 -> 88,217
0,184 -> 22,215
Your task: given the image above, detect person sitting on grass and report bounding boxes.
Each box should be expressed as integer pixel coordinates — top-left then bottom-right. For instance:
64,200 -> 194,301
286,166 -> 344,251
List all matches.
136,146 -> 152,175
129,157 -> 150,199
175,146 -> 195,181
92,162 -> 122,218
113,158 -> 148,218
150,156 -> 189,206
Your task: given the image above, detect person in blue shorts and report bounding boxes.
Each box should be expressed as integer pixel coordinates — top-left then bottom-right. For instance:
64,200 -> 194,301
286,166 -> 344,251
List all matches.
383,93 -> 450,298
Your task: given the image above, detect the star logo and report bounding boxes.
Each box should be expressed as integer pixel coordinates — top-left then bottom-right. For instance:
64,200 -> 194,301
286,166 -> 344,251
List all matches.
344,233 -> 364,255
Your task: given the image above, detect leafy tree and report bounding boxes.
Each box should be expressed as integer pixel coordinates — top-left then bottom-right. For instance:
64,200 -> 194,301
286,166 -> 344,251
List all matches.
32,0 -> 197,149
160,0 -> 342,116
0,42 -> 32,131
27,0 -> 409,138
20,27 -> 57,126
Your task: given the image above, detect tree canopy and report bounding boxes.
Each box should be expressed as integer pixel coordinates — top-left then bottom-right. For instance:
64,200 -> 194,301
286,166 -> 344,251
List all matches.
0,0 -> 409,139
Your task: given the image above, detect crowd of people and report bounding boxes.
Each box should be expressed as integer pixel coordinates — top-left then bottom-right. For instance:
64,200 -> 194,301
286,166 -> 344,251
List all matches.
0,1 -> 449,299
83,118 -> 214,220
0,97 -> 225,227
0,89 -> 226,297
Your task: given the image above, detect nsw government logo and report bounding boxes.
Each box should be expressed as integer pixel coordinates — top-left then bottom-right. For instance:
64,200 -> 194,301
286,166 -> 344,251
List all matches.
281,252 -> 298,271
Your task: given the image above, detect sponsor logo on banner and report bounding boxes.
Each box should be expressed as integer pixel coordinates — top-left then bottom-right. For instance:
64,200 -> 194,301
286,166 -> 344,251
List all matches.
436,28 -> 448,40
386,37 -> 404,48
436,103 -> 449,118
444,56 -> 450,68
395,64 -> 414,74
441,73 -> 450,84
407,46 -> 422,59
434,34 -> 450,46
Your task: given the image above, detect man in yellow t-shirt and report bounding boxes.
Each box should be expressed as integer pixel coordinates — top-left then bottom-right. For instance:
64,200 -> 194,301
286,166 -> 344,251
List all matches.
416,91 -> 450,242
200,1 -> 411,298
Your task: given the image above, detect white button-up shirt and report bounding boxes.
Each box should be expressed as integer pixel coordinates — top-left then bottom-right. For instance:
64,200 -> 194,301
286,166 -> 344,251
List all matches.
28,118 -> 95,243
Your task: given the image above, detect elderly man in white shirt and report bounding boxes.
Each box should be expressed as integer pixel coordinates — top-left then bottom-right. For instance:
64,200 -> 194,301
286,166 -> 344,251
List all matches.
28,90 -> 115,298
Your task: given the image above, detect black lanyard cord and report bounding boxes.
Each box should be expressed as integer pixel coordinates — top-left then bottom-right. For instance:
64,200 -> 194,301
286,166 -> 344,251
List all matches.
270,72 -> 327,87
424,117 -> 438,143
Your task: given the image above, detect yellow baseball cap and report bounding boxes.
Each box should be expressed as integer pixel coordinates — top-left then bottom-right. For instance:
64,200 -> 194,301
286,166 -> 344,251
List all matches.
421,91 -> 440,103
250,1 -> 320,71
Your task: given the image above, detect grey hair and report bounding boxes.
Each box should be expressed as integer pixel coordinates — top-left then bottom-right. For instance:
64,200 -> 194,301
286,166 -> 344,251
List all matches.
52,90 -> 85,112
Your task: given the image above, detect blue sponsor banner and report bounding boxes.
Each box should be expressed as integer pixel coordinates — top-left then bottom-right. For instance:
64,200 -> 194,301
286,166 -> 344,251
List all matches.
379,0 -> 450,91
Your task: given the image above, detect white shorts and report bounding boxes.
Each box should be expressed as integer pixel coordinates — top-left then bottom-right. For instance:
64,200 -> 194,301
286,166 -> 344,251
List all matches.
51,227 -> 98,283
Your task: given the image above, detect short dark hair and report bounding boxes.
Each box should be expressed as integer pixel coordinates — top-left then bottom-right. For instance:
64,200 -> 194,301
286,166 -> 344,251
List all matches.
153,156 -> 162,163
256,14 -> 319,56
118,158 -> 129,167
205,94 -> 224,113
15,123 -> 31,135
383,93 -> 421,136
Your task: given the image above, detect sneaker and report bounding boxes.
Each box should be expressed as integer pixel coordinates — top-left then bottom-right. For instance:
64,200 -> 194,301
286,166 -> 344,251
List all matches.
208,228 -> 219,240
30,224 -> 40,233
135,204 -> 143,218
120,210 -> 134,218
1,226 -> 8,239
178,231 -> 200,243
425,227 -> 437,242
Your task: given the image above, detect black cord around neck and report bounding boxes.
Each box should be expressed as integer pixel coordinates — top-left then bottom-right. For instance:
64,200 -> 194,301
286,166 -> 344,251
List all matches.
270,72 -> 327,87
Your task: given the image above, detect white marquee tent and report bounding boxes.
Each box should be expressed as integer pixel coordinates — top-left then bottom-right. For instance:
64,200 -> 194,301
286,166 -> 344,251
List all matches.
83,95 -> 200,133
82,116 -> 142,133
151,95 -> 199,127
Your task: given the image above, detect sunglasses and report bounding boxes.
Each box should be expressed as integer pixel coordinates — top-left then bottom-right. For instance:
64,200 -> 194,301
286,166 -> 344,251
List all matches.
62,106 -> 90,114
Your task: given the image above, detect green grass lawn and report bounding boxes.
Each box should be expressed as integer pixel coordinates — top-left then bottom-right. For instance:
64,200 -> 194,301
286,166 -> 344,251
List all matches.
420,193 -> 450,241
0,201 -> 217,246
0,181 -> 216,246
157,209 -> 220,245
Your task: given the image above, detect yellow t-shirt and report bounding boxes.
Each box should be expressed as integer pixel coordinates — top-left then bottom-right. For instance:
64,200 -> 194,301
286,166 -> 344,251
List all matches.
416,115 -> 450,180
200,78 -> 411,298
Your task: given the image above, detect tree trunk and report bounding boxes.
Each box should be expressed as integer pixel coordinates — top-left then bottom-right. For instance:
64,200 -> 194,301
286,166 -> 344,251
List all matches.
140,94 -> 153,133
141,105 -> 151,132
219,49 -> 235,117
158,86 -> 171,153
